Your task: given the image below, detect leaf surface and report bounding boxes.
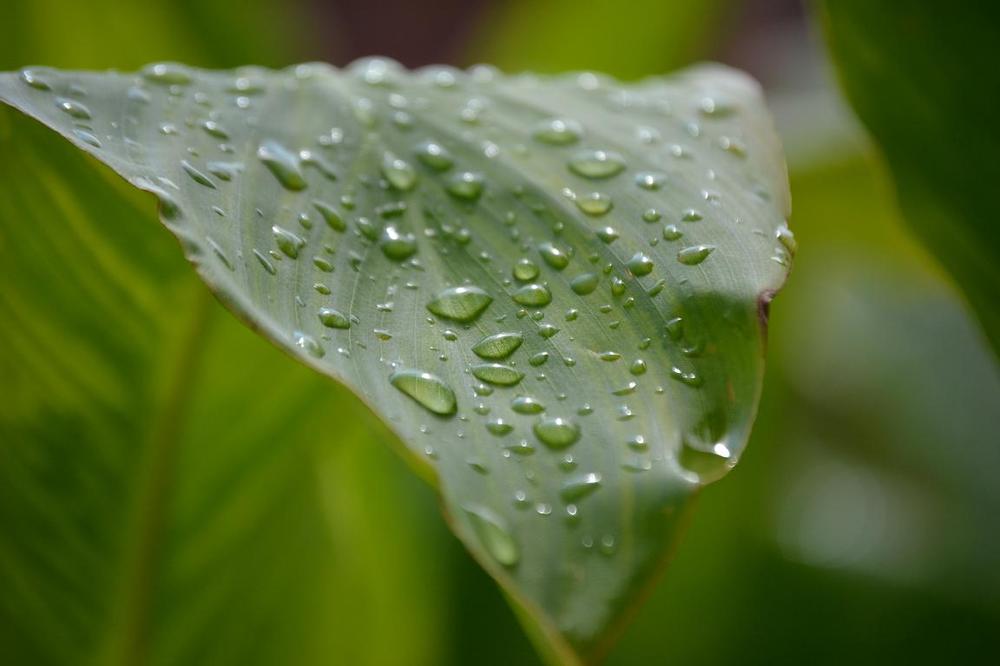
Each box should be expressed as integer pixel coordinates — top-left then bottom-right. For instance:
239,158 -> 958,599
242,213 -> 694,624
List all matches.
0,60 -> 791,662
820,0 -> 1000,352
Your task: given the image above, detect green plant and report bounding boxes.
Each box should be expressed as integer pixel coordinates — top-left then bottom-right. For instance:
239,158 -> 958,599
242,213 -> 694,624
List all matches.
0,59 -> 791,664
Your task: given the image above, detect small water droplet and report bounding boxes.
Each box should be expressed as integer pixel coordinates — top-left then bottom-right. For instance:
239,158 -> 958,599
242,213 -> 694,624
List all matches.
635,171 -> 666,190
576,191 -> 613,216
512,283 -> 552,307
528,352 -> 549,367
143,63 -> 192,85
663,224 -> 683,241
627,252 -> 654,276
445,171 -> 484,201
486,418 -> 513,436
20,68 -> 51,90
513,258 -> 540,282
379,225 -> 418,261
181,160 -> 216,188
381,152 -> 418,191
313,200 -> 346,232
568,149 -> 625,179
560,472 -> 602,502
533,118 -> 583,145
293,331 -> 325,358
273,225 -> 306,258
415,140 -> 454,171
677,245 -> 715,265
318,307 -> 351,329
472,363 -> 524,387
55,97 -> 91,119
512,396 -> 545,414
258,140 -> 307,190
533,417 -> 580,448
538,242 -> 569,270
472,332 -> 523,359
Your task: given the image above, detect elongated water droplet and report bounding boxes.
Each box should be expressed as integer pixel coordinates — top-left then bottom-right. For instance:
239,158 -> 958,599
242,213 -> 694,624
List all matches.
202,120 -> 229,139
560,472 -> 602,501
677,245 -> 715,265
533,118 -> 583,145
472,363 -> 524,387
568,149 -> 625,179
390,369 -> 457,416
528,352 -> 549,367
533,417 -> 580,448
427,285 -> 492,322
465,505 -> 519,566
55,97 -> 91,119
181,160 -> 216,188
486,418 -> 513,436
143,62 -> 192,85
776,224 -> 797,255
512,283 -> 552,307
313,200 -> 346,232
258,140 -> 307,190
20,68 -> 51,90
473,332 -> 523,359
273,225 -> 306,258
293,331 -> 324,358
318,307 -> 351,329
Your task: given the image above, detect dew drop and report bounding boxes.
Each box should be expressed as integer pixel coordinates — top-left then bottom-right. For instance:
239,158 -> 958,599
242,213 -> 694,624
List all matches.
512,283 -> 552,307
465,505 -> 519,567
318,307 -> 351,329
293,331 -> 324,358
533,417 -> 580,448
663,224 -> 683,241
415,140 -> 454,171
472,332 -> 523,359
513,257 -> 540,282
381,152 -> 418,191
568,149 -> 626,179
55,97 -> 91,119
143,63 -> 192,85
472,363 -> 524,387
533,118 -> 583,145
258,140 -> 307,190
560,472 -> 602,501
390,369 -> 457,415
181,160 -> 216,188
677,245 -> 715,265
570,273 -> 599,295
427,285 -> 493,322
379,225 -> 418,261
313,200 -> 345,232
538,242 -> 569,270
272,225 -> 306,258
445,171 -> 484,201
627,252 -> 654,276
576,191 -> 613,216
512,396 -> 545,414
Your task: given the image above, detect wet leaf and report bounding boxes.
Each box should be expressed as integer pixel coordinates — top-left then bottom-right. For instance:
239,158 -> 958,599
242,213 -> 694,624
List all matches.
0,59 -> 790,663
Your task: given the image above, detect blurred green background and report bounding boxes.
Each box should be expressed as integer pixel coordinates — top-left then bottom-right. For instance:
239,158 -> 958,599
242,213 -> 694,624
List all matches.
1,0 -> 998,664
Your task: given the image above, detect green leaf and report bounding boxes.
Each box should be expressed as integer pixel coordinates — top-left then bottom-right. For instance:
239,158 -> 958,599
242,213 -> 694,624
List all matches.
0,59 -> 791,663
819,0 -> 1000,352
0,111 -> 451,666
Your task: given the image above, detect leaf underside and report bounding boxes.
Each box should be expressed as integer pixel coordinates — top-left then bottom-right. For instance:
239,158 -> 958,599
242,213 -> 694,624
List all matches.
0,59 -> 791,663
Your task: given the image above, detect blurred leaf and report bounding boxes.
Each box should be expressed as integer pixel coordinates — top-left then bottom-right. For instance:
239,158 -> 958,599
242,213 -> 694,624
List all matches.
470,0 -> 729,79
0,110 -> 450,666
819,0 -> 1000,352
0,59 -> 790,663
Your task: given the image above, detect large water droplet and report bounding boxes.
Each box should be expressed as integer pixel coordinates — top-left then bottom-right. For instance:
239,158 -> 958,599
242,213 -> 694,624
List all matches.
313,200 -> 346,232
576,191 -> 613,216
293,331 -> 324,358
472,363 -> 524,387
533,417 -> 580,448
415,140 -> 454,171
512,396 -> 545,414
568,149 -> 625,179
570,273 -> 599,295
533,118 -> 583,145
427,285 -> 492,322
390,369 -> 457,415
560,472 -> 602,502
472,332 -> 523,359
272,225 -> 306,258
538,242 -> 569,270
55,97 -> 91,120
446,171 -> 484,201
465,505 -> 519,567
318,307 -> 351,329
379,225 -> 418,261
627,252 -> 654,276
512,283 -> 552,307
513,258 -> 540,282
677,245 -> 715,265
258,141 -> 307,190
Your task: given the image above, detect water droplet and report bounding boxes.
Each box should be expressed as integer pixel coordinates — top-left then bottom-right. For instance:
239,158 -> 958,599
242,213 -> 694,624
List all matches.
512,283 -> 552,307
635,171 -> 665,190
427,285 -> 493,322
663,224 -> 683,241
20,68 -> 51,90
568,149 -> 625,179
642,208 -> 662,223
143,63 -> 192,85
381,152 -> 418,191
415,140 -> 453,171
318,307 -> 351,329
699,95 -> 736,117
681,208 -> 703,222
776,224 -> 797,255
293,331 -> 324,358
313,200 -> 346,232
513,258 -> 540,282
379,225 -> 417,261
472,363 -> 524,387
629,359 -> 648,375
486,418 -> 513,436
677,245 -> 715,265
390,369 -> 457,415
445,171 -> 484,201
627,252 -> 654,276
538,324 -> 559,339
72,129 -> 101,148
560,472 -> 602,501
512,396 -> 545,414
576,191 -> 613,216
181,160 -> 216,188
538,242 -> 569,270
599,351 -> 621,362
528,352 -> 549,367
679,434 -> 733,483
472,332 -> 523,359
595,226 -> 619,244
55,97 -> 91,119
570,273 -> 599,295
258,140 -> 307,190
533,417 -> 580,448
206,161 -> 243,181
533,118 -> 583,145
202,120 -> 229,139
273,225 -> 306,258
465,505 -> 519,567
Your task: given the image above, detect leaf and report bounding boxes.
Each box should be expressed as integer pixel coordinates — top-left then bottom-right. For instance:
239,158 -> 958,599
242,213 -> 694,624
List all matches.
0,111 -> 451,665
0,59 -> 791,663
819,0 -> 1000,353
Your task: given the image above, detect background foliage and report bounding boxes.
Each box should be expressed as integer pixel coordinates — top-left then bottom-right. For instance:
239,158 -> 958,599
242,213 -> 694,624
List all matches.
1,0 -> 998,664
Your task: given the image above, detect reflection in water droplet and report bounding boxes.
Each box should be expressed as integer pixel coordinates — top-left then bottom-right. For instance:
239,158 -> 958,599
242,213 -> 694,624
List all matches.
568,149 -> 626,179
677,245 -> 715,265
627,252 -> 654,276
258,140 -> 307,190
533,417 -> 580,448
472,363 -> 524,387
390,369 -> 457,415
512,283 -> 552,307
427,285 -> 493,323
472,332 -> 523,359
379,225 -> 418,261
512,396 -> 545,414
293,331 -> 324,358
465,505 -> 519,567
533,118 -> 583,145
576,192 -> 613,216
